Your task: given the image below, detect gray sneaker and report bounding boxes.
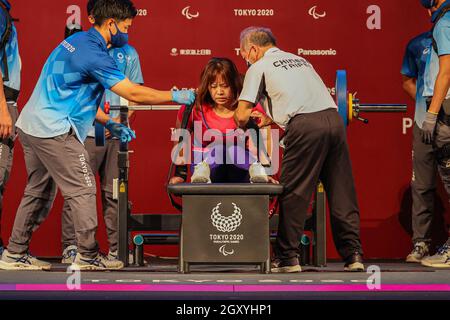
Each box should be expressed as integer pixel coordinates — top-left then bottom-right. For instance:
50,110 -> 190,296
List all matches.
0,249 -> 52,271
421,243 -> 450,268
191,161 -> 211,184
406,242 -> 429,263
249,162 -> 269,183
61,245 -> 78,264
73,253 -> 124,270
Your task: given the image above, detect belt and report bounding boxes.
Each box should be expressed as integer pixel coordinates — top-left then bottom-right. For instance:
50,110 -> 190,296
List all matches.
1,138 -> 14,149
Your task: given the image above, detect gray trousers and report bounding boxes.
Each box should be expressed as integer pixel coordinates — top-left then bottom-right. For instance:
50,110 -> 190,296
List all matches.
7,129 -> 99,258
275,109 -> 362,261
434,119 -> 450,242
61,137 -> 119,252
411,123 -> 437,245
0,102 -> 19,248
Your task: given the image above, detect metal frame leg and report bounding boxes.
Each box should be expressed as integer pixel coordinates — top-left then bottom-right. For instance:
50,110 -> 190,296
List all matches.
261,258 -> 271,274
314,182 -> 327,267
179,224 -> 190,274
118,106 -> 131,267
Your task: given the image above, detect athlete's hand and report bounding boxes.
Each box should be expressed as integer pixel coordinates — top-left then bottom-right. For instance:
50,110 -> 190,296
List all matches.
268,176 -> 280,185
169,177 -> 185,185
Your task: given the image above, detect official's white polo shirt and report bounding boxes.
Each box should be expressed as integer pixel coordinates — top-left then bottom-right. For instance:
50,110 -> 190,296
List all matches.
239,47 -> 337,129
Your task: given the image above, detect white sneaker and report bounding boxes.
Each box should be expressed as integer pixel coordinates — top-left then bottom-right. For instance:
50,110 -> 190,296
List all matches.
191,161 -> 211,183
61,245 -> 78,264
0,249 -> 52,271
73,253 -> 124,271
107,250 -> 118,261
249,162 -> 269,183
108,250 -> 134,265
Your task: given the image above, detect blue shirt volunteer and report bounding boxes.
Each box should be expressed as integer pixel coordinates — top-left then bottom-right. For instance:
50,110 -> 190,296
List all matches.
16,28 -> 126,143
424,0 -> 450,98
87,44 -> 144,138
0,0 -> 21,96
401,31 -> 432,129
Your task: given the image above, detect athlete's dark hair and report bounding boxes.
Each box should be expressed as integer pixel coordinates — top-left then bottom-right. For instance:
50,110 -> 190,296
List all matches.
196,58 -> 243,110
91,0 -> 137,26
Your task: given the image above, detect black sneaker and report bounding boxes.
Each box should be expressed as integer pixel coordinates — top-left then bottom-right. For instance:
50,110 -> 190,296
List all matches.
271,257 -> 302,273
344,252 -> 365,272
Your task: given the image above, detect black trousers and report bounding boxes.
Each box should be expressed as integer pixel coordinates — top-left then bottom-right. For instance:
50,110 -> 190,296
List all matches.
275,108 -> 363,261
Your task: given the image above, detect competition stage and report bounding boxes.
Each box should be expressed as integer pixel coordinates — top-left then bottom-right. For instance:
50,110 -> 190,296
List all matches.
0,71 -> 449,301
0,259 -> 449,300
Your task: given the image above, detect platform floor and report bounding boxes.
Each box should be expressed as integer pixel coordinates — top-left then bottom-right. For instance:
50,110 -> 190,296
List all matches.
0,258 -> 449,300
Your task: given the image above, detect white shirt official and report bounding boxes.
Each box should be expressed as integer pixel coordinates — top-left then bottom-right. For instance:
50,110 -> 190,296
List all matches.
239,47 -> 337,129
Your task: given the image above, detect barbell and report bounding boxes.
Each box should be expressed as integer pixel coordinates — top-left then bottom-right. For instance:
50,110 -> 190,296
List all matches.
94,70 -> 408,146
335,70 -> 407,126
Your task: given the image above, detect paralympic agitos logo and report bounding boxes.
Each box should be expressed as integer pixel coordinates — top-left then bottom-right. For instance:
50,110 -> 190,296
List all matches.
182,6 -> 200,20
308,5 -> 326,19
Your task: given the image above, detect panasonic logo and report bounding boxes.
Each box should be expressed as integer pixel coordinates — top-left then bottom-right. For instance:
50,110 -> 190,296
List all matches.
298,48 -> 337,56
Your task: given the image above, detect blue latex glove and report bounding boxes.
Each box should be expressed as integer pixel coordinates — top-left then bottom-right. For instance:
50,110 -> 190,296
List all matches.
172,90 -> 196,105
105,120 -> 136,143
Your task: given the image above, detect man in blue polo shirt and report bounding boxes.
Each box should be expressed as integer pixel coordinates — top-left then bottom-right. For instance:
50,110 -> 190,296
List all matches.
419,0 -> 450,268
401,27 -> 434,263
0,0 -> 20,257
60,0 -> 145,264
0,0 -> 195,271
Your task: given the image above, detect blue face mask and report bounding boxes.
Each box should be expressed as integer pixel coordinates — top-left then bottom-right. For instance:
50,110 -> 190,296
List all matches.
110,22 -> 128,48
421,0 -> 436,9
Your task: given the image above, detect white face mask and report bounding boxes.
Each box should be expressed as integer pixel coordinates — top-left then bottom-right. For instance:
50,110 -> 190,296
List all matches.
245,47 -> 256,68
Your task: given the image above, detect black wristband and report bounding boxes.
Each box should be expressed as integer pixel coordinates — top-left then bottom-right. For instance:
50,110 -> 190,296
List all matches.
174,165 -> 188,181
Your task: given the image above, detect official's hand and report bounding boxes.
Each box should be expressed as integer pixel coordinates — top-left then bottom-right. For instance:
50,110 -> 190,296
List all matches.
172,89 -> 196,105
251,111 -> 273,128
421,111 -> 438,145
105,120 -> 136,143
0,107 -> 12,139
105,117 -> 121,139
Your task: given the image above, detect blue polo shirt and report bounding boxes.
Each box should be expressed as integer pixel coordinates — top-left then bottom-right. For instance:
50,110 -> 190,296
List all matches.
401,31 -> 432,128
16,28 -> 126,142
0,0 -> 21,95
87,44 -> 144,138
423,0 -> 450,98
